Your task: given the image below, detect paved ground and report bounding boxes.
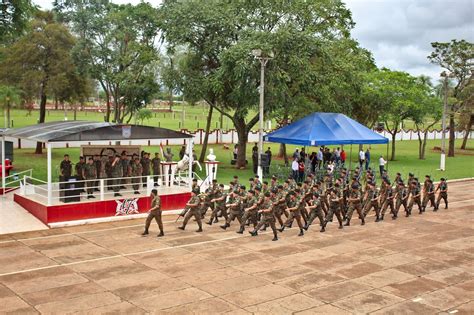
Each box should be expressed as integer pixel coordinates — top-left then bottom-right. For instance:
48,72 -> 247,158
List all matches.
0,180 -> 472,314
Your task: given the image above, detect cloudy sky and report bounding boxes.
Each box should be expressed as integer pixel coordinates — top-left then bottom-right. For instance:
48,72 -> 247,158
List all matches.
33,0 -> 473,81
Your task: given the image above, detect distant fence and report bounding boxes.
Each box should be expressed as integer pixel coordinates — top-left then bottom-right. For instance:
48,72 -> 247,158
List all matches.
5,128 -> 472,149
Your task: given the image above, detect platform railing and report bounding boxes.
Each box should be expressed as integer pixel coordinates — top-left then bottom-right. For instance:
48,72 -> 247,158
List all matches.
21,171 -> 192,205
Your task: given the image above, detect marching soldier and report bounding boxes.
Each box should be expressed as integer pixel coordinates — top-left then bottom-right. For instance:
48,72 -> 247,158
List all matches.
142,189 -> 164,237
304,192 -> 326,232
178,189 -> 203,232
83,157 -> 97,199
220,189 -> 242,230
152,153 -> 161,187
325,182 -> 344,230
237,190 -> 258,234
345,184 -> 365,226
207,184 -> 227,225
436,178 -> 448,209
363,182 -> 381,222
395,181 -> 409,216
408,180 -> 423,214
280,190 -> 305,236
422,179 -> 437,211
130,157 -> 143,194
380,180 -> 396,220
249,192 -> 278,241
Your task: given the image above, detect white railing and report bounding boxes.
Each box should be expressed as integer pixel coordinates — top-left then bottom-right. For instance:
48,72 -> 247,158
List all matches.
1,169 -> 33,194
21,171 -> 191,205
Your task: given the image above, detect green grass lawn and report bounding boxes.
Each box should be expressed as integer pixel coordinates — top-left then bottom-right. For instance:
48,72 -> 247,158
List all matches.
3,107 -> 442,132
8,139 -> 473,185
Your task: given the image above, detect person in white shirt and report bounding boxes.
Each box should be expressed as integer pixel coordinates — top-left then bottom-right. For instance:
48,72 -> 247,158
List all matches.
358,149 -> 365,168
316,149 -> 323,170
379,155 -> 387,177
291,158 -> 299,180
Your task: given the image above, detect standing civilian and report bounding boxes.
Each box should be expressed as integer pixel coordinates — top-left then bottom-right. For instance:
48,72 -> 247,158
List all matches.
335,147 -> 341,165
379,155 -> 387,177
291,158 -> 299,181
310,152 -> 317,173
265,147 -> 272,175
298,159 -> 305,182
293,148 -> 299,160
358,148 -> 365,169
316,148 -> 323,170
340,149 -> 346,166
365,148 -> 371,170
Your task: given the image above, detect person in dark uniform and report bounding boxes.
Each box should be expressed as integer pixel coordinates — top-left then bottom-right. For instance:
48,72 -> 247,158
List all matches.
83,157 -> 97,199
422,179 -> 437,211
252,143 -> 258,175
249,192 -> 278,241
178,189 -> 203,232
436,178 -> 448,209
120,152 -> 130,189
111,155 -> 122,197
130,157 -> 143,194
142,189 -> 164,237
264,147 -> 272,175
93,155 -> 101,192
105,156 -> 114,191
141,152 -> 151,187
59,154 -> 72,181
151,153 -> 161,187
75,156 -> 86,192
179,145 -> 186,160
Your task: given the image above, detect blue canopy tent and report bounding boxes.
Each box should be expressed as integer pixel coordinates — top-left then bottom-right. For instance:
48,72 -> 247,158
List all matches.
264,112 -> 389,170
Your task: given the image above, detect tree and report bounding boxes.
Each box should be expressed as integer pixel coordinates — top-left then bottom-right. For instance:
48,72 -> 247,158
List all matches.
160,0 -> 354,168
55,0 -> 161,123
428,39 -> 474,156
363,69 -> 428,161
0,11 -> 77,153
136,108 -> 152,125
458,78 -> 474,149
0,0 -> 36,45
412,77 -> 443,159
0,85 -> 21,128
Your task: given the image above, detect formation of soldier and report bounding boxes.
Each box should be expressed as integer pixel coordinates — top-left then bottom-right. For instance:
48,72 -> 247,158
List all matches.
59,151 -> 162,199
141,170 -> 449,240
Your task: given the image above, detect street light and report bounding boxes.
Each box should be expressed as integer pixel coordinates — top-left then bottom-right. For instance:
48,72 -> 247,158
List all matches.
439,71 -> 453,171
251,49 -> 273,179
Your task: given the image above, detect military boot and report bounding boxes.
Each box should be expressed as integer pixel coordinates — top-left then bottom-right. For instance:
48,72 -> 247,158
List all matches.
298,229 -> 304,236
236,226 -> 244,234
272,232 -> 278,241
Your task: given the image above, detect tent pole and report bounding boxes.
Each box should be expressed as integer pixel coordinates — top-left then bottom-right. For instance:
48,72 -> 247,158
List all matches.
2,136 -> 5,199
187,138 -> 193,190
47,142 -> 52,206
349,144 -> 353,172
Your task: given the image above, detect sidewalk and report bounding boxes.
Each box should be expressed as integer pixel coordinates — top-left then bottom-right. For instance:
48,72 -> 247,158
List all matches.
0,192 -> 47,234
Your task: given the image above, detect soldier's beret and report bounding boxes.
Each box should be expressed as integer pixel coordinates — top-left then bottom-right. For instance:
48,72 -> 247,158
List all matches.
240,185 -> 246,190
277,185 -> 283,189
440,178 -> 445,181
351,184 -> 359,189
264,192 -> 271,197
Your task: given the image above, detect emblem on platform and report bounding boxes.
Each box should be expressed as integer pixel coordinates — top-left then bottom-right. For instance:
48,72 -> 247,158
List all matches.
122,125 -> 132,138
115,198 -> 139,216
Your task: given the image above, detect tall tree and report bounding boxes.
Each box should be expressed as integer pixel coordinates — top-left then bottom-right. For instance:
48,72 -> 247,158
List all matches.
428,39 -> 474,156
0,85 -> 21,128
0,11 -> 77,153
363,69 -> 428,161
160,0 -> 354,168
0,0 -> 36,45
55,0 -> 161,123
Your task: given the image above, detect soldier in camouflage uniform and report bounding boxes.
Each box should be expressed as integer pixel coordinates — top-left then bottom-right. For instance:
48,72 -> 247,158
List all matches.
345,184 -> 365,226
130,157 -> 143,194
111,155 -> 123,197
249,192 -> 278,241
120,152 -> 130,189
141,152 -> 151,187
237,190 -> 258,234
408,180 -> 423,214
363,182 -> 381,222
220,190 -> 241,230
75,156 -> 86,193
178,189 -> 203,232
83,157 -> 97,199
207,184 -> 227,225
279,190 -> 305,236
395,182 -> 409,217
422,179 -> 437,211
152,153 -> 161,187
380,179 -> 396,220
435,178 -> 448,209
142,189 -> 164,237
325,182 -> 344,230
304,192 -> 326,232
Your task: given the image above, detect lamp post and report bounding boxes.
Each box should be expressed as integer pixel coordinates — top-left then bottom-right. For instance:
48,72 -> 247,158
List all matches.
252,49 -> 273,179
439,71 -> 451,171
